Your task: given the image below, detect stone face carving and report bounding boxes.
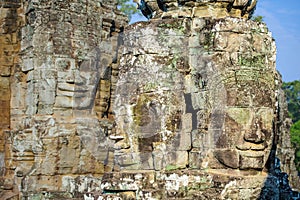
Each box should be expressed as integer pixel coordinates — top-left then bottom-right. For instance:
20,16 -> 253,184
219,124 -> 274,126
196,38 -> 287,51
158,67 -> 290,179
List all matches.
55,48 -> 102,111
113,51 -> 187,170
114,17 -> 276,173
0,0 -> 127,198
135,0 -> 257,19
103,16 -> 299,198
96,17 -> 299,199
1,0 -> 300,199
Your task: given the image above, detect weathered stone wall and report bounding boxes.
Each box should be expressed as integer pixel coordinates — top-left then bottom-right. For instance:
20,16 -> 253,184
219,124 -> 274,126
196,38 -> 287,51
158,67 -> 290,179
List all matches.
0,1 -> 24,199
276,75 -> 300,189
97,17 -> 299,199
1,0 -> 299,199
1,0 -> 127,199
114,18 -> 277,172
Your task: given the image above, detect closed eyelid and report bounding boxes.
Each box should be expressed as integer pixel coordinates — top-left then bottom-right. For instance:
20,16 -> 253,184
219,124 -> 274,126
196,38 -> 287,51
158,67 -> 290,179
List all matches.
226,108 -> 251,125
226,108 -> 273,127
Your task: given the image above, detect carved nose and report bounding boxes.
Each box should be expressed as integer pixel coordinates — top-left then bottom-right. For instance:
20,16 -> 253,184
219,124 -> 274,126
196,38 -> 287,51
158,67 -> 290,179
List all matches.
244,122 -> 265,143
66,71 -> 75,83
112,128 -> 130,150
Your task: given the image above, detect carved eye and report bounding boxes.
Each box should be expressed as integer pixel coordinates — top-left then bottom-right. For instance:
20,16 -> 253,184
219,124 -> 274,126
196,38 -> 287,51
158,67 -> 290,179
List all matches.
256,109 -> 273,130
149,101 -> 160,118
226,108 -> 251,126
79,59 -> 98,72
56,59 -> 71,71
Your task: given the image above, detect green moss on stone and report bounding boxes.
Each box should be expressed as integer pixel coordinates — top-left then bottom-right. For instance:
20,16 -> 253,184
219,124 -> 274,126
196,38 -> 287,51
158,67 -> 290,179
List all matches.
143,82 -> 158,92
133,94 -> 152,127
165,164 -> 180,171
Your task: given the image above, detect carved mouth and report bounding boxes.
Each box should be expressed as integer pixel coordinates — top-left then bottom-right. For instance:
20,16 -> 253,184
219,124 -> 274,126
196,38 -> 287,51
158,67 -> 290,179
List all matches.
58,83 -> 90,97
239,150 -> 265,157
236,143 -> 266,151
239,150 -> 265,170
58,83 -> 75,92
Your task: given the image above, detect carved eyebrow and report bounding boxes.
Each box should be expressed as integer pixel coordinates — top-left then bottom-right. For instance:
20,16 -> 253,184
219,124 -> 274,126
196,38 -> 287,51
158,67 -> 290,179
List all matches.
226,108 -> 273,126
226,108 -> 252,126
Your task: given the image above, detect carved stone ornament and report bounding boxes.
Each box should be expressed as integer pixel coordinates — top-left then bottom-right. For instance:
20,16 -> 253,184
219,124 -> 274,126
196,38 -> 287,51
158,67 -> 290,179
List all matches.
134,0 -> 257,19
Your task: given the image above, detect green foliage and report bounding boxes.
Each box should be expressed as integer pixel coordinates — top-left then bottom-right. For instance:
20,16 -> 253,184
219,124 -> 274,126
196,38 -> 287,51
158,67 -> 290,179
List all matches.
251,15 -> 264,23
117,0 -> 141,21
283,80 -> 300,172
282,80 -> 300,122
291,120 -> 300,145
290,120 -> 300,171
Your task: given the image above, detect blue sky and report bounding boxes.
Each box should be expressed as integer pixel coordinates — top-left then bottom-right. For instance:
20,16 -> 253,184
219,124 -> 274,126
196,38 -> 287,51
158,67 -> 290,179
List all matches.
130,0 -> 300,82
256,0 -> 300,82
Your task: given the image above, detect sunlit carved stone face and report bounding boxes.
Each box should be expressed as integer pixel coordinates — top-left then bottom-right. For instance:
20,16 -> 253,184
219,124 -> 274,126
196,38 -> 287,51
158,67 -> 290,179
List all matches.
53,49 -> 111,166
54,49 -> 100,111
74,55 -> 100,110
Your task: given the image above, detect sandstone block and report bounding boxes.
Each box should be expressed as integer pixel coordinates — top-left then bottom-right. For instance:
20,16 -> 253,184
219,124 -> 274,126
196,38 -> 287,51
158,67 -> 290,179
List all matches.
188,150 -> 203,169
54,96 -> 73,108
191,92 -> 207,110
192,130 -> 210,149
0,65 -> 11,76
115,152 -> 154,170
213,149 -> 239,169
239,153 -> 264,170
153,151 -> 188,171
22,58 -> 34,72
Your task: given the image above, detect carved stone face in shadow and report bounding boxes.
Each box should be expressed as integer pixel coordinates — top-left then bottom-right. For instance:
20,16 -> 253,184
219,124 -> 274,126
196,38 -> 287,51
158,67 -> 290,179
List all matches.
213,107 -> 274,169
207,68 -> 275,170
113,55 -> 187,170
